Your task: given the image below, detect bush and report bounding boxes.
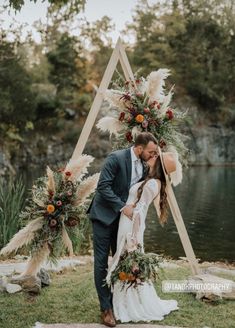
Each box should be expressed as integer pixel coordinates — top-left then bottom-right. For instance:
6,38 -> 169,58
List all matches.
0,177 -> 25,250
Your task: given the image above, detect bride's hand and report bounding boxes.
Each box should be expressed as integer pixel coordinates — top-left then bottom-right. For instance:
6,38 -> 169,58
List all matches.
122,204 -> 134,220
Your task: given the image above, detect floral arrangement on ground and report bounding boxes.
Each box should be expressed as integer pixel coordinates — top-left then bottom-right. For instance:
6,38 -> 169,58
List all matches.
97,69 -> 188,161
0,155 -> 99,275
109,244 -> 162,290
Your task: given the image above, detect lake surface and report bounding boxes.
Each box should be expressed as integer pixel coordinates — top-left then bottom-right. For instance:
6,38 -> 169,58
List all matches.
144,167 -> 235,262
21,166 -> 235,262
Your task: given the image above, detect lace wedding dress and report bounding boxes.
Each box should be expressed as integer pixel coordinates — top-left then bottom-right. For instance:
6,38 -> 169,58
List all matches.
106,179 -> 178,322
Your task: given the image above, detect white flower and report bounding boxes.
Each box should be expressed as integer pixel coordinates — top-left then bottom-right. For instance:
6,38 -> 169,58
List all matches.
146,69 -> 171,103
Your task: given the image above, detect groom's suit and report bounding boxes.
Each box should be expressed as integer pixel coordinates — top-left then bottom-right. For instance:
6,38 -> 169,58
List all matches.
88,147 -> 148,311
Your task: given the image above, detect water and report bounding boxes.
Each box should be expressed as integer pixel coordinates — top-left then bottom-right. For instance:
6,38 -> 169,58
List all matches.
144,167 -> 235,262
19,166 -> 235,262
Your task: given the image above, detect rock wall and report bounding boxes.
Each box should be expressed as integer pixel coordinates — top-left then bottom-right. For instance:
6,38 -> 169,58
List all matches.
1,125 -> 235,182
186,125 -> 235,165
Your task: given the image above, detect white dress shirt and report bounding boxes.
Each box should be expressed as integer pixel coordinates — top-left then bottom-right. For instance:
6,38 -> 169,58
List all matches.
130,146 -> 143,187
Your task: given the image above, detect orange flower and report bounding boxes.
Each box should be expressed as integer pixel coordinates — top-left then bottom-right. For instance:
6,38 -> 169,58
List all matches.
119,272 -> 127,281
135,114 -> 144,123
47,204 -> 55,213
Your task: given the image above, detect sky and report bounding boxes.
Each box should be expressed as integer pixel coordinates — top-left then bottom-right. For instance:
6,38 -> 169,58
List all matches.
0,0 -> 150,43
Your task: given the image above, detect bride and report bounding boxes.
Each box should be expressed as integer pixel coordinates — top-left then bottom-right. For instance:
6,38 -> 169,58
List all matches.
106,149 -> 179,323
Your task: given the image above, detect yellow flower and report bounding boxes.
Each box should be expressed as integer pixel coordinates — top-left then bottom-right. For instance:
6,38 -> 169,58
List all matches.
135,114 -> 144,123
47,204 -> 55,213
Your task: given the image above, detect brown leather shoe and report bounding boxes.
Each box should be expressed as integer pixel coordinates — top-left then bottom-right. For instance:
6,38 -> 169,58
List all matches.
101,309 -> 116,327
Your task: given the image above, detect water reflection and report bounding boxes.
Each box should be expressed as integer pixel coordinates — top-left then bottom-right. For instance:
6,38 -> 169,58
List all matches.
144,167 -> 235,262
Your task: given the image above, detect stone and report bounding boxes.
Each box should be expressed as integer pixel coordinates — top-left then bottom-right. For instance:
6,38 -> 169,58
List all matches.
11,274 -> 41,294
37,268 -> 51,287
6,283 -> 22,294
0,276 -> 8,292
188,273 -> 235,301
206,266 -> 235,277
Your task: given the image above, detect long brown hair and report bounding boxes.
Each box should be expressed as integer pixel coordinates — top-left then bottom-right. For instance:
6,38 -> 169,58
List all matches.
136,156 -> 168,225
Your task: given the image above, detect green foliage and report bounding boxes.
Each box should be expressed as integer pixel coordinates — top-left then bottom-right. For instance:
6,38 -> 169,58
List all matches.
0,264 -> 235,328
20,168 -> 89,261
46,32 -> 89,114
129,0 -> 235,111
0,177 -> 25,249
109,244 -> 162,290
0,35 -> 37,128
80,16 -> 114,84
7,0 -> 85,12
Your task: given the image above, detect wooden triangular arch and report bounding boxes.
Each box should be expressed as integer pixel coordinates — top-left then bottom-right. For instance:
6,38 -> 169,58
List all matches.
71,37 -> 200,275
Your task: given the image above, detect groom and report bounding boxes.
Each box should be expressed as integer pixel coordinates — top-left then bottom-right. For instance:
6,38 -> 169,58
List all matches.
88,132 -> 158,327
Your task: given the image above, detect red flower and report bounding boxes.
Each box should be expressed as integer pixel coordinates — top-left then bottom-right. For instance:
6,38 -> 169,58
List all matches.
166,108 -> 174,120
119,112 -> 125,121
135,79 -> 141,84
126,131 -> 133,142
49,191 -> 54,196
65,171 -> 72,177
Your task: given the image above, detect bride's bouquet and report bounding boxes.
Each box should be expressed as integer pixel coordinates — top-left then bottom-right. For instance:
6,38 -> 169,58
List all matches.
97,69 -> 188,160
109,244 -> 162,290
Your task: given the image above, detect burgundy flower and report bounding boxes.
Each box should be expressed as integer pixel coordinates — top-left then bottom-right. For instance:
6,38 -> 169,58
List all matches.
143,107 -> 150,114
159,140 -> 166,148
56,200 -> 62,207
49,218 -> 58,228
149,101 -> 158,109
126,131 -> 133,142
142,120 -> 149,129
65,171 -> 72,177
166,108 -> 174,120
120,93 -> 131,101
119,112 -> 125,121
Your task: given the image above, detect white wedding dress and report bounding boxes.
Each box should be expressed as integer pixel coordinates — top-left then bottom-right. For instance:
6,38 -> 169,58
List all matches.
107,179 -> 178,322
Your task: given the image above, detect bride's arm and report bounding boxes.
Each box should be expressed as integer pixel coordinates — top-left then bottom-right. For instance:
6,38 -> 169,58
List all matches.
131,179 -> 160,240
134,179 -> 160,213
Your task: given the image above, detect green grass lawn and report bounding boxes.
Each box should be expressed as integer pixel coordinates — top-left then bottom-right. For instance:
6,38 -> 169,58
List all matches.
0,263 -> 235,328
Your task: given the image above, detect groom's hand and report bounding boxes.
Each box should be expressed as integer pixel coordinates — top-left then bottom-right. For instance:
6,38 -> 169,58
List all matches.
122,205 -> 134,220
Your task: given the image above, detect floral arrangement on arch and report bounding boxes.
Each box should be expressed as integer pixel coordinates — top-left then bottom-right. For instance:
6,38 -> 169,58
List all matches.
97,69 -> 188,159
107,244 -> 162,290
0,155 -> 99,276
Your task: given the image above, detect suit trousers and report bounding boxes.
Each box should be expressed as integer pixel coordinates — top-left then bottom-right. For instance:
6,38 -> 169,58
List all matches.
92,218 -> 119,311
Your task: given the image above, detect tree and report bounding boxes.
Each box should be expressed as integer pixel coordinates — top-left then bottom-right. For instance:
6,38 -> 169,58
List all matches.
46,32 -> 89,115
128,0 -> 235,111
0,34 -> 37,128
6,0 -> 85,13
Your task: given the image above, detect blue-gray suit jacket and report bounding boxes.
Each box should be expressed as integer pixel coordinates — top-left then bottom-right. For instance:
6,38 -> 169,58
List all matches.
88,147 -> 149,226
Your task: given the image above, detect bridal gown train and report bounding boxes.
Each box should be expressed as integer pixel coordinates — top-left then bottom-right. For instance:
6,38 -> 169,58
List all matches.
107,179 -> 178,323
